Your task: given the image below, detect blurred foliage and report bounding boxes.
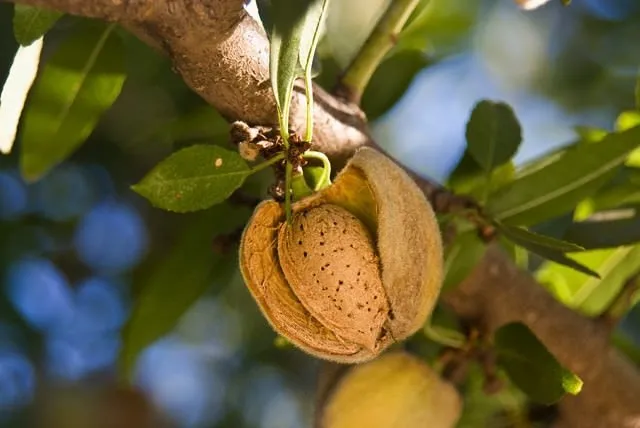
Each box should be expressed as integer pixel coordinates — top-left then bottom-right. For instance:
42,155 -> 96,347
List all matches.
2,0 -> 640,427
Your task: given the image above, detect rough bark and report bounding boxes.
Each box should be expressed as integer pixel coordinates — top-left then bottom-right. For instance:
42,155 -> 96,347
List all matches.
4,0 -> 640,426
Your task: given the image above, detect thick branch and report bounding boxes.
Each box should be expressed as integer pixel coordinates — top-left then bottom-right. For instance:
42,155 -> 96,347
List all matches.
5,0 -> 640,426
3,0 -> 370,163
446,246 -> 640,428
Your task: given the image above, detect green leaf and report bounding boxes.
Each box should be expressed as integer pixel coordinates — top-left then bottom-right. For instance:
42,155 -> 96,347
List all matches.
495,322 -> 583,405
132,145 -> 251,213
13,4 -> 62,46
465,100 -> 522,172
266,0 -> 327,131
291,171 -> 313,199
362,50 -> 430,121
442,231 -> 487,291
537,246 -> 640,316
119,204 -> 251,381
564,211 -> 640,250
616,111 -> 640,167
19,23 -> 126,181
487,126 -> 640,226
303,165 -> 327,190
498,222 -> 599,277
635,75 -> 640,111
455,363 -> 528,428
497,223 -> 584,253
615,110 -> 640,132
394,0 -> 476,55
155,106 -> 229,146
574,180 -> 640,221
448,152 -> 515,200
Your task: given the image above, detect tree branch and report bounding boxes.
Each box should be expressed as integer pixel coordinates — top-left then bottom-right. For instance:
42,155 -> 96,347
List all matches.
5,0 -> 640,426
4,0 -> 370,163
337,0 -> 420,103
446,246 -> 640,428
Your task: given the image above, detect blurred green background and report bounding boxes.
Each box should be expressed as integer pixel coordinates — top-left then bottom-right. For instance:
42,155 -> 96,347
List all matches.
1,0 -> 639,427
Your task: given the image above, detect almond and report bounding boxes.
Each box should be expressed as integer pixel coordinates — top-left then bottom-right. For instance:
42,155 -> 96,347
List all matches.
278,204 -> 390,352
239,147 -> 443,363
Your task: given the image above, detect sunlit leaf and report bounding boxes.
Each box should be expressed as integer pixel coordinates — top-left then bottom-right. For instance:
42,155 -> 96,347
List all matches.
513,144 -> 568,180
573,126 -> 607,144
487,126 -> 640,226
536,246 -> 640,316
119,204 -> 251,381
497,223 -> 584,253
0,37 -> 43,154
442,230 -> 487,291
616,111 -> 640,167
574,181 -> 640,221
264,0 -> 327,131
615,110 -> 640,132
635,76 -> 640,111
13,4 -> 62,46
495,322 -> 582,405
19,23 -> 126,181
465,100 -> 522,172
132,145 -> 251,213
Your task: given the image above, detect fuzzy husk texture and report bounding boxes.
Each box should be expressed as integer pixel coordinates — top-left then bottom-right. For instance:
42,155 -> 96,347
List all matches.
239,147 -> 443,363
319,352 -> 462,428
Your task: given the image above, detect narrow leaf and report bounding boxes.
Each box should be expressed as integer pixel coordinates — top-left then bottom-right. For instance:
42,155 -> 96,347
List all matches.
119,204 -> 251,381
537,246 -> 640,316
500,225 -> 599,277
19,23 -> 126,181
574,174 -> 640,220
497,222 -> 584,253
487,126 -> 640,226
266,0 -> 325,129
465,100 -> 522,172
0,37 -> 43,154
13,4 -> 62,46
132,145 -> 250,213
298,0 -> 328,72
564,211 -> 640,250
495,322 -> 583,405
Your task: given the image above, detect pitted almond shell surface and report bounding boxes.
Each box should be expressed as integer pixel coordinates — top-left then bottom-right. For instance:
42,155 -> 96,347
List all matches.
239,147 -> 443,363
278,204 -> 390,352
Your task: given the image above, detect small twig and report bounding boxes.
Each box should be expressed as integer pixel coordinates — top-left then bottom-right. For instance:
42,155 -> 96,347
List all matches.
598,274 -> 640,332
336,0 -> 421,104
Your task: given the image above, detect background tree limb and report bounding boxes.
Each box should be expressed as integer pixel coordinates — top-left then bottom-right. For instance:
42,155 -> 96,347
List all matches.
4,0 -> 640,426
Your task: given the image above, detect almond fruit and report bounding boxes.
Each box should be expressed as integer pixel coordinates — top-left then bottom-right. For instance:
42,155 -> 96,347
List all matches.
239,147 -> 443,363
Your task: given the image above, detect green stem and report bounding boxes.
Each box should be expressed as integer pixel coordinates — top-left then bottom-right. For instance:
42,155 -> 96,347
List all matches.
303,150 -> 332,190
304,71 -> 314,142
423,323 -> 466,349
339,0 -> 421,103
250,152 -> 285,173
285,162 -> 293,223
